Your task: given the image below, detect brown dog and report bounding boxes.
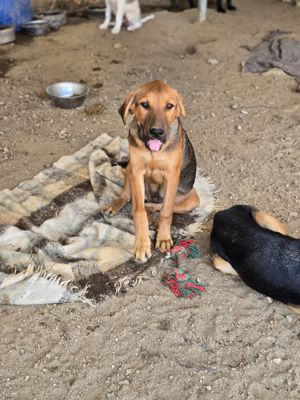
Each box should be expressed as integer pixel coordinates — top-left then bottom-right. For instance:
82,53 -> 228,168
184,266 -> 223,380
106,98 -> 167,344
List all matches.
106,80 -> 200,261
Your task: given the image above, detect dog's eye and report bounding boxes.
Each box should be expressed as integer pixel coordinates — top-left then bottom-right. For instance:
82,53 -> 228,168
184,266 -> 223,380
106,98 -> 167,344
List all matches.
166,103 -> 174,110
140,102 -> 150,110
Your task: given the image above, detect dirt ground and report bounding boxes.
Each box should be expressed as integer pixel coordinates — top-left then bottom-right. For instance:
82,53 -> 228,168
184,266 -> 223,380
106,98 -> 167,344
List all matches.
1,0 -> 300,399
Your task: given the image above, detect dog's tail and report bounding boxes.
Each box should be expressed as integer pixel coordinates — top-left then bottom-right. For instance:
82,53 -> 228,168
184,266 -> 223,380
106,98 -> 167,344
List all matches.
140,14 -> 155,24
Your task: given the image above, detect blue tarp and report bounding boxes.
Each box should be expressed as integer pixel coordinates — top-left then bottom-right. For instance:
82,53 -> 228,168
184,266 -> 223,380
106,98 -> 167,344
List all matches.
0,0 -> 33,30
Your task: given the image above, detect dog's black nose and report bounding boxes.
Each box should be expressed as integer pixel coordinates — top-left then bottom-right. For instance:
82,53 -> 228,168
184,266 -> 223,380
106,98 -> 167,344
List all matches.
150,128 -> 164,138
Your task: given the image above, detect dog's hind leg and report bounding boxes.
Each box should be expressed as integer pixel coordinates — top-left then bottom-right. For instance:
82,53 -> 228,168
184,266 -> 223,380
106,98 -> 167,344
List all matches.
104,165 -> 131,215
212,255 -> 238,276
145,188 -> 200,214
173,188 -> 200,214
127,21 -> 142,31
252,210 -> 288,236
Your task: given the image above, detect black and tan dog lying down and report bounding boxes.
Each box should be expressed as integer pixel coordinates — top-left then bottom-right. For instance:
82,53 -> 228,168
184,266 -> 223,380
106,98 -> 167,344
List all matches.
210,205 -> 300,313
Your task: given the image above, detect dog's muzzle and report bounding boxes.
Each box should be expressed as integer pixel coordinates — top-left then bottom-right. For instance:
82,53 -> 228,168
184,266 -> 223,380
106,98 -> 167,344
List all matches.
147,127 -> 165,152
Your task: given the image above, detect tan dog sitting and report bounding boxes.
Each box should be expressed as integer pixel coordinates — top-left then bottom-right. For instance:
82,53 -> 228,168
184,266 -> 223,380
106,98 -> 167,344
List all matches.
105,80 -> 200,261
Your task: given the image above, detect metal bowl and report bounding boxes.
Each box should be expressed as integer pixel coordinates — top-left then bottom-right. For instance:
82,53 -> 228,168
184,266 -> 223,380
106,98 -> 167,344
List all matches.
22,19 -> 50,36
83,5 -> 105,19
41,10 -> 67,30
46,82 -> 89,109
0,26 -> 16,45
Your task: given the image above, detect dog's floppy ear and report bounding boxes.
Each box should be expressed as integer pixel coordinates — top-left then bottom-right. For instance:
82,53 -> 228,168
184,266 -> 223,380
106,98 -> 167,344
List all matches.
118,91 -> 137,124
175,92 -> 186,118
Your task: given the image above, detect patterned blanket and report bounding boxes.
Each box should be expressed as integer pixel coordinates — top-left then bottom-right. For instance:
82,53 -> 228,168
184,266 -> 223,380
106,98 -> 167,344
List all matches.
0,133 -> 215,305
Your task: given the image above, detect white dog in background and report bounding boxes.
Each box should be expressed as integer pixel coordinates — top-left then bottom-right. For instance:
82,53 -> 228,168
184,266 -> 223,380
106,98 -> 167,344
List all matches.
99,0 -> 154,35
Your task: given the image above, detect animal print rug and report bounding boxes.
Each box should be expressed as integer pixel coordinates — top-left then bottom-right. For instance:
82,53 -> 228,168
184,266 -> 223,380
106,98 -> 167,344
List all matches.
0,133 -> 215,305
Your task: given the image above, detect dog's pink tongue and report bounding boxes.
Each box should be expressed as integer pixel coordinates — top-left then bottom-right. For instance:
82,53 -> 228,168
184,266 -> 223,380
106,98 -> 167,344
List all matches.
148,139 -> 162,152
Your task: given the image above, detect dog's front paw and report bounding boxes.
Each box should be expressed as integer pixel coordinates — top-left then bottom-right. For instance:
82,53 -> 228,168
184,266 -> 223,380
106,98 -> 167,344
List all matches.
111,26 -> 121,35
99,22 -> 110,30
135,236 -> 151,262
155,232 -> 173,252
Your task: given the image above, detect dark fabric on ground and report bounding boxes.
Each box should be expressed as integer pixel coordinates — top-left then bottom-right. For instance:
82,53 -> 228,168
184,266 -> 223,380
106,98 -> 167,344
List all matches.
243,35 -> 300,77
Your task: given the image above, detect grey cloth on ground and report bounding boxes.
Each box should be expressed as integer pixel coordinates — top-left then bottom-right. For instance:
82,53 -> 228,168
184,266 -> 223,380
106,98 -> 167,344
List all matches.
243,34 -> 300,77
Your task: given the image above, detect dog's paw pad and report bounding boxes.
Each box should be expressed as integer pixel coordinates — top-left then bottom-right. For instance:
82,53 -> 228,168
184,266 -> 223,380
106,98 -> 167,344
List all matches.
155,237 -> 173,253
